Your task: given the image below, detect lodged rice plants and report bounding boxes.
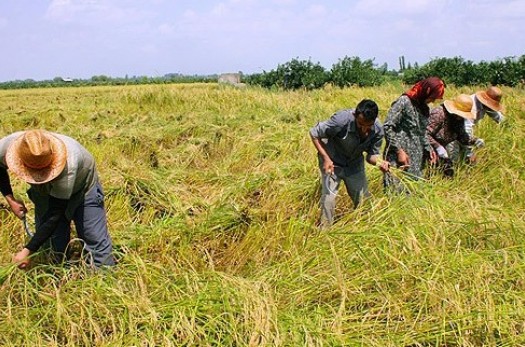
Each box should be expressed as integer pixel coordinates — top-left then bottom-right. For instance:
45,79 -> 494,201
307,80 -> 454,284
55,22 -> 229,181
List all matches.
0,83 -> 525,346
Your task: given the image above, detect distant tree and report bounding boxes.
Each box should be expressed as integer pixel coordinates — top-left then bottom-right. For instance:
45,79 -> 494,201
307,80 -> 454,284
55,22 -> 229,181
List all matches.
401,55 -> 525,86
399,56 -> 406,72
330,56 -> 384,87
245,58 -> 329,90
91,75 -> 109,82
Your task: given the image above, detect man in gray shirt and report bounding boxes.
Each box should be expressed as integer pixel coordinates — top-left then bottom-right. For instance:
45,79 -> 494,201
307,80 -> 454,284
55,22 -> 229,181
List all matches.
309,99 -> 389,227
0,130 -> 115,268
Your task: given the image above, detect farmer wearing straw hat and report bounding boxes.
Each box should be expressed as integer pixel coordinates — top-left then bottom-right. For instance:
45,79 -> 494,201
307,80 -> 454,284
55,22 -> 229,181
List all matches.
427,94 -> 484,177
447,86 -> 506,163
0,129 -> 115,269
309,99 -> 390,228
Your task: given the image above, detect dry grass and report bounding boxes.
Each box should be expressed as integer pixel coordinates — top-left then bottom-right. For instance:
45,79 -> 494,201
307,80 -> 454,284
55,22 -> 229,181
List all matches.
0,83 -> 524,346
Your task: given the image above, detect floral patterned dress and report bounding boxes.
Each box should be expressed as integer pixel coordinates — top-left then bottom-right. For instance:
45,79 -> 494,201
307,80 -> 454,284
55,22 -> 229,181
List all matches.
383,95 -> 433,190
427,105 -> 476,149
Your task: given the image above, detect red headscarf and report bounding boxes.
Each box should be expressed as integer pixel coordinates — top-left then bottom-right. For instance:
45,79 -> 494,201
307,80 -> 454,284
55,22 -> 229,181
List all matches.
404,77 -> 445,104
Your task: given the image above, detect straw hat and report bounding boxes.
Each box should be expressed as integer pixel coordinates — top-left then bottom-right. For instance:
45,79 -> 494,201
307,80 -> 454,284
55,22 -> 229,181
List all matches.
443,94 -> 475,120
6,130 -> 67,184
475,86 -> 505,112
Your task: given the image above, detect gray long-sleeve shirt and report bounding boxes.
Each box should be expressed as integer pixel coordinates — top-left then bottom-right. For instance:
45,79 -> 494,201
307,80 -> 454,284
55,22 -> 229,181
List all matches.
0,132 -> 99,251
309,109 -> 384,174
0,132 -> 98,217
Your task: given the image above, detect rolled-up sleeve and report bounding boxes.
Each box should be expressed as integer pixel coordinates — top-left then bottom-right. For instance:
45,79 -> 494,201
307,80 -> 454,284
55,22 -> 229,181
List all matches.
365,124 -> 384,159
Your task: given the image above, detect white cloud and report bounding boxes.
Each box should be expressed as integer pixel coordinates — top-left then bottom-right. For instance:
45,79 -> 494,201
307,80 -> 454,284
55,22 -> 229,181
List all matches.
139,43 -> 158,55
45,0 -> 148,24
1,0 -> 523,81
467,0 -> 525,19
211,3 -> 230,16
272,0 -> 296,5
45,0 -> 102,22
306,4 -> 327,17
229,0 -> 258,5
175,1 -> 330,41
354,0 -> 447,16
157,23 -> 175,36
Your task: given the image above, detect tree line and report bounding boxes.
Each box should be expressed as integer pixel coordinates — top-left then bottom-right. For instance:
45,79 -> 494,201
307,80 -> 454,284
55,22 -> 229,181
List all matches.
0,74 -> 216,90
245,55 -> 525,89
1,55 -> 524,90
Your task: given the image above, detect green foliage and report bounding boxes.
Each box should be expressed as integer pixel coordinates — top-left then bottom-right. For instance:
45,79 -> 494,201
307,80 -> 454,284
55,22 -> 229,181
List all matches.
244,70 -> 280,89
4,54 -> 525,91
330,56 -> 385,87
0,74 -> 216,90
403,55 -> 525,86
245,58 -> 330,90
402,56 -> 477,85
249,54 -> 525,90
485,56 -> 525,86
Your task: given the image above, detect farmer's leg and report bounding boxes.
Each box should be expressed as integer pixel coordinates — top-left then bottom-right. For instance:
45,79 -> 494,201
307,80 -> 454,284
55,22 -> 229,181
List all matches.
73,181 -> 115,267
28,187 -> 71,263
49,218 -> 72,263
341,169 -> 369,208
319,170 -> 342,228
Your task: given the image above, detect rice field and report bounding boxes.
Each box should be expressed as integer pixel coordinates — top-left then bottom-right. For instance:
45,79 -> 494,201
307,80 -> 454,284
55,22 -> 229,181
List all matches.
1,82 -> 524,346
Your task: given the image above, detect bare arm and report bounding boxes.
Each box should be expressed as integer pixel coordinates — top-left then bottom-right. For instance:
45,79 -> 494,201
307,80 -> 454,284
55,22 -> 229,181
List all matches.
366,154 -> 390,173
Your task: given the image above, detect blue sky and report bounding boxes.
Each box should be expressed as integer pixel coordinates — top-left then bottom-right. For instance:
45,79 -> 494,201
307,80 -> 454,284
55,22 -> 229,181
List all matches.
0,0 -> 524,82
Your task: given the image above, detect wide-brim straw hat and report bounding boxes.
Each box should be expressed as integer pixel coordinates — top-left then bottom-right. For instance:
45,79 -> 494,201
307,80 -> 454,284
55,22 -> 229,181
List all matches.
6,130 -> 67,184
475,86 -> 505,112
443,94 -> 476,120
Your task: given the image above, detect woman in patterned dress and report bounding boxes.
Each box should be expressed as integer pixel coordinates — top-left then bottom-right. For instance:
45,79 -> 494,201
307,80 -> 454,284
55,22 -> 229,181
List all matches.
383,77 -> 445,192
427,94 -> 483,177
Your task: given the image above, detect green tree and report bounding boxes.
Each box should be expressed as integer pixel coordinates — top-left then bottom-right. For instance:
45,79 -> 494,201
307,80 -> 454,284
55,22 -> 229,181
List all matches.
330,56 -> 384,87
245,58 -> 329,90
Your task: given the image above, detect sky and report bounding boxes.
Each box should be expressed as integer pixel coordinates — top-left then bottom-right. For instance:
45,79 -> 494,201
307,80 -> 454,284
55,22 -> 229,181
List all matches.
0,0 -> 524,82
